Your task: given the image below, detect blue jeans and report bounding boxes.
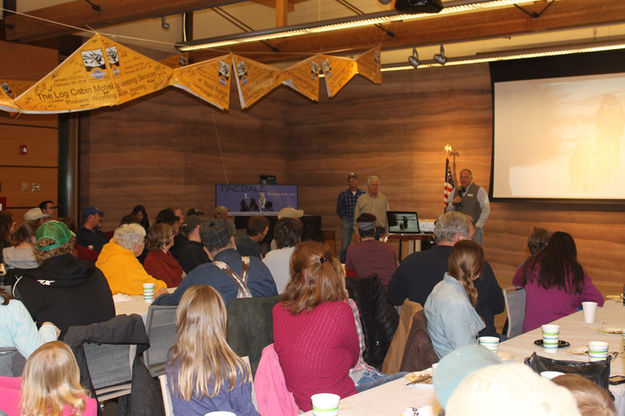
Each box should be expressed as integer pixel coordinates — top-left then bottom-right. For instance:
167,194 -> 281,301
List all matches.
355,370 -> 407,392
340,216 -> 354,263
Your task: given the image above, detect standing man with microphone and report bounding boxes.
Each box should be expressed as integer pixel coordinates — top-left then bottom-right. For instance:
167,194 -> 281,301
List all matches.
445,168 -> 490,244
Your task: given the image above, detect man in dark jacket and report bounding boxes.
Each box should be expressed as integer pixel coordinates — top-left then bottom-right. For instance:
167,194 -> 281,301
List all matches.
170,215 -> 210,274
15,221 -> 115,338
387,212 -> 505,338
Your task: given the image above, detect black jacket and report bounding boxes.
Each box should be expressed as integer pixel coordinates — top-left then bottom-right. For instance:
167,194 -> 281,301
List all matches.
64,314 -> 164,416
14,254 -> 115,338
346,274 -> 399,369
170,238 -> 210,274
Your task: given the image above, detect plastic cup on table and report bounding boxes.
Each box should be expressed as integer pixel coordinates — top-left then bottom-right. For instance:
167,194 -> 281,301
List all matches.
311,393 -> 340,416
581,301 -> 598,323
478,336 -> 500,353
542,324 -> 560,353
588,341 -> 609,361
143,282 -> 155,303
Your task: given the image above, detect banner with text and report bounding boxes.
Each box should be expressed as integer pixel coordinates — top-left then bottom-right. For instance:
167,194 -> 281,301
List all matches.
356,47 -> 382,84
215,184 -> 298,216
233,55 -> 284,109
281,55 -> 322,102
320,54 -> 358,98
170,54 -> 232,110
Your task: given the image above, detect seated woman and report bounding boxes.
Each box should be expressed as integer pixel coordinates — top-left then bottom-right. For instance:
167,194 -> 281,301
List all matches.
424,240 -> 485,359
14,221 -> 115,338
272,241 -> 359,412
0,288 -> 58,359
130,205 -> 150,233
2,221 -> 39,270
0,341 -> 97,416
96,223 -> 167,295
167,284 -> 259,416
144,223 -> 183,288
513,231 -> 604,332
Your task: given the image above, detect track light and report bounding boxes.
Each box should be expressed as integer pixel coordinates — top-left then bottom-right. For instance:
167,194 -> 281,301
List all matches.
408,48 -> 420,68
433,44 -> 447,65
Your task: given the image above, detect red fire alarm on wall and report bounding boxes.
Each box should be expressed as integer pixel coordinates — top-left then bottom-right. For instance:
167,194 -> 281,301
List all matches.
19,145 -> 28,155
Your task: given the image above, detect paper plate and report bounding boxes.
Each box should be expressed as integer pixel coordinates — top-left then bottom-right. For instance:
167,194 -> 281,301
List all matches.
599,327 -> 623,335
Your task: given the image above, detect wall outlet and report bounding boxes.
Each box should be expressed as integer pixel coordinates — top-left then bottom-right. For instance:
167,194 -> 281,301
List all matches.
21,183 -> 29,192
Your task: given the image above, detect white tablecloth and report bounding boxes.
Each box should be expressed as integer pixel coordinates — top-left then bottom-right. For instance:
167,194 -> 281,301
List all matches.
113,288 -> 175,322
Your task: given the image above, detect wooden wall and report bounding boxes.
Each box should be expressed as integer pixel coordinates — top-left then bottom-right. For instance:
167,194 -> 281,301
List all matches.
0,41 -> 58,220
78,62 -> 625,298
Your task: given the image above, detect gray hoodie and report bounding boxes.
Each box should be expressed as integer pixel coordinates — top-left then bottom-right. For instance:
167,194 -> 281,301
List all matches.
2,246 -> 38,270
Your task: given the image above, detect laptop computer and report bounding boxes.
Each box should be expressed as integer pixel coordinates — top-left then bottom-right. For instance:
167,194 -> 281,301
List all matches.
386,211 -> 421,234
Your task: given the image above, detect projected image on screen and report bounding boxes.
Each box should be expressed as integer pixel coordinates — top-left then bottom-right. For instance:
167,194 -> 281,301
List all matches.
493,73 -> 625,199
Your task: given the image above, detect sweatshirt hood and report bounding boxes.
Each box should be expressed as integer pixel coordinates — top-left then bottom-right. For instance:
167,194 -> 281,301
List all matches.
27,254 -> 94,287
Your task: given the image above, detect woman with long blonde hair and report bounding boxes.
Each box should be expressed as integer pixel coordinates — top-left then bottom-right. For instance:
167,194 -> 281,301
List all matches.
0,341 -> 97,416
424,240 -> 486,358
167,284 -> 259,415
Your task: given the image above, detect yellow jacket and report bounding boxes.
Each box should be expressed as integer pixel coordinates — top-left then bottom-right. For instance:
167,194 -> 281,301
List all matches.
96,240 -> 167,295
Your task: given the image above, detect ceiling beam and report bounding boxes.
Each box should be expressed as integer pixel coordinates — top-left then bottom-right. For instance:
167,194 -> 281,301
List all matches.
187,0 -> 625,63
4,0 -> 249,42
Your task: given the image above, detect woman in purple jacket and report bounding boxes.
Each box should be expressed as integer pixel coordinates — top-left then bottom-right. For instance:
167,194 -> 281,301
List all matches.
513,231 -> 604,332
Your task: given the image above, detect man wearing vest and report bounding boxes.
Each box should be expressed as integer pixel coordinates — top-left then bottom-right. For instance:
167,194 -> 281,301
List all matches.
445,168 -> 491,245
153,218 -> 277,306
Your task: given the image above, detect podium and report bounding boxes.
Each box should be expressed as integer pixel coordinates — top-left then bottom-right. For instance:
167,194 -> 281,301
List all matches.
383,233 -> 434,262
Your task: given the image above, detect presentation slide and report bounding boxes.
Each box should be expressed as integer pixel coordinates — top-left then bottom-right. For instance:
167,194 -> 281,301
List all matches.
215,184 -> 298,215
493,72 -> 625,200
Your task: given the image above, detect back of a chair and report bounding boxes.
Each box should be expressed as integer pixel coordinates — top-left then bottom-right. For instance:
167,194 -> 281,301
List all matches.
144,305 -> 178,377
83,343 -> 136,401
503,287 -> 526,338
0,348 -> 25,377
158,374 -> 174,416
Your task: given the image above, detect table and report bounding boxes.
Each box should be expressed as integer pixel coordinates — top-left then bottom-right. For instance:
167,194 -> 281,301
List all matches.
113,288 -> 176,322
301,377 -> 441,416
498,299 -> 625,415
384,233 -> 434,261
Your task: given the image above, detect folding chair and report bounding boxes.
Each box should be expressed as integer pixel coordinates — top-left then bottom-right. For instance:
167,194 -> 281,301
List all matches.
503,286 -> 526,338
0,347 -> 25,377
83,343 -> 136,402
143,305 -> 178,377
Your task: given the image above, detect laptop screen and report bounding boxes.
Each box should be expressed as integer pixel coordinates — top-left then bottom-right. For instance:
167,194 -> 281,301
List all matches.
386,211 -> 421,234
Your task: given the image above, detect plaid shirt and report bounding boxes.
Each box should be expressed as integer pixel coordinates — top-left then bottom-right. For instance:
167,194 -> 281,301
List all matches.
336,188 -> 365,218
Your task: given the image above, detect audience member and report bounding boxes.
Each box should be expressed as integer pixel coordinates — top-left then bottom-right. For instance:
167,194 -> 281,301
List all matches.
130,205 -> 150,233
96,223 -> 167,295
14,221 -> 114,338
0,341 -> 98,416
2,221 -> 38,270
513,231 -> 604,332
38,200 -> 56,217
144,223 -> 183,288
345,213 -> 397,289
263,217 -> 302,293
353,175 -> 388,240
167,285 -> 259,416
424,240 -> 485,358
272,241 -> 359,411
23,208 -> 50,225
0,288 -> 58,359
119,214 -> 140,225
75,206 -> 107,253
170,215 -> 209,274
236,216 -> 269,259
56,217 -> 75,233
214,206 -> 229,219
0,211 -> 15,264
388,211 -> 504,337
154,219 -> 277,306
528,226 -> 552,255
187,208 -> 204,217
552,374 -> 617,416
336,172 -> 365,263
155,208 -> 181,234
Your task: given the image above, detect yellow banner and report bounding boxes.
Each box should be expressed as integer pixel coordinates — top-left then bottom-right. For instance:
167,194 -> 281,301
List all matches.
319,55 -> 358,98
232,55 -> 283,109
169,54 -> 232,110
281,55 -> 321,102
16,34 -> 172,113
356,48 -> 382,85
160,53 -> 190,68
0,87 -> 20,112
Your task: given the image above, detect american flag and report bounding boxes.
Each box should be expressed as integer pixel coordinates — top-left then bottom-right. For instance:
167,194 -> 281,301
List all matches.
444,157 -> 454,208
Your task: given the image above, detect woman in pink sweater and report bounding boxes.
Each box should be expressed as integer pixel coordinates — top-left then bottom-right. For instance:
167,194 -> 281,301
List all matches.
272,241 -> 359,412
513,231 -> 604,332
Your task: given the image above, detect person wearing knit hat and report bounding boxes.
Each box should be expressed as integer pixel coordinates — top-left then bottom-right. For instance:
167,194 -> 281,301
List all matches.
153,218 -> 277,307
345,213 -> 397,289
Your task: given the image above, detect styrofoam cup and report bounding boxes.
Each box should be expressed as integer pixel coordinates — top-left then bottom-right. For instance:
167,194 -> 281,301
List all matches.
582,301 -> 598,323
478,336 -> 500,353
588,341 -> 609,361
311,393 -> 340,416
542,324 -> 560,352
143,282 -> 155,303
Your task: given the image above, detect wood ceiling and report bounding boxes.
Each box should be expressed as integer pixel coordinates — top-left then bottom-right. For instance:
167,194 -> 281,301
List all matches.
3,0 -> 625,65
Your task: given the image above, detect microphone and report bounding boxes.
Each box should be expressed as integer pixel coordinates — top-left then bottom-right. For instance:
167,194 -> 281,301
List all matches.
457,188 -> 464,198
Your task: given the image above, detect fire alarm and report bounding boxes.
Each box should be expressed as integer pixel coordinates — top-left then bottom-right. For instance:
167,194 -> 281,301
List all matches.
19,145 -> 28,155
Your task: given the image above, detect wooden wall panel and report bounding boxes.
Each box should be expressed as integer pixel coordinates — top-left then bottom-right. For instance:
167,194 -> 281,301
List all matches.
0,167 -> 58,207
79,88 -> 290,230
0,125 -> 58,166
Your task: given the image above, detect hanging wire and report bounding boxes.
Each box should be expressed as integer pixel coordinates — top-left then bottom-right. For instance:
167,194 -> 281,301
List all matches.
212,114 -> 229,185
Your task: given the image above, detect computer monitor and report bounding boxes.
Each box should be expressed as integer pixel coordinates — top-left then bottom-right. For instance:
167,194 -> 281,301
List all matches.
386,211 -> 421,234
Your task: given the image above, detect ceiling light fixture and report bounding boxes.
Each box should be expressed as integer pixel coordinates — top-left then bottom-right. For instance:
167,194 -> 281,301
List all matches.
381,39 -> 625,72
177,0 -> 537,52
433,45 -> 447,65
408,48 -> 420,68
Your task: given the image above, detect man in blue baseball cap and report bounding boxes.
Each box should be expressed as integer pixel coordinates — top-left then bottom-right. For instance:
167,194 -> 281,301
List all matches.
76,206 -> 108,253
